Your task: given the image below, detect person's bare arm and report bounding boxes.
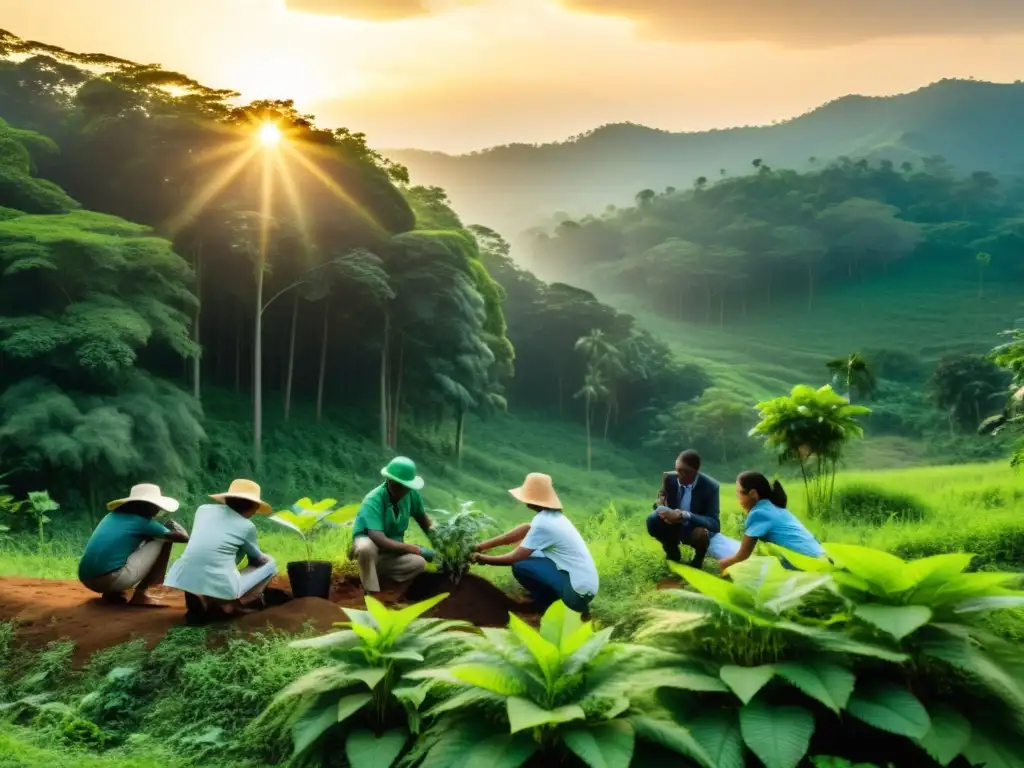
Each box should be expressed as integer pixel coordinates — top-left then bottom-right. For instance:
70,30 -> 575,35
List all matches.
476,524 -> 531,553
416,513 -> 433,534
719,536 -> 758,574
161,520 -> 190,544
367,529 -> 420,555
475,545 -> 534,567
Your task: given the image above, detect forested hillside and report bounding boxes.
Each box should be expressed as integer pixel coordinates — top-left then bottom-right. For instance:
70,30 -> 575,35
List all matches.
0,29 -> 703,513
386,79 -> 1024,237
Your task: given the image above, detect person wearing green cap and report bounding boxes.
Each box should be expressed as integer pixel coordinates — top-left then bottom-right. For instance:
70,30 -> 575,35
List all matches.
350,456 -> 435,594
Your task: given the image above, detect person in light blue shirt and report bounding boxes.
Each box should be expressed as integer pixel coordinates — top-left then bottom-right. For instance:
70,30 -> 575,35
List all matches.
717,471 -> 824,573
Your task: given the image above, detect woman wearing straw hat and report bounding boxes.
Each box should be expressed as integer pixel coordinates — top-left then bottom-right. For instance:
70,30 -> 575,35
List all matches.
351,457 -> 435,595
166,479 -> 278,622
78,484 -> 191,606
473,472 -> 598,615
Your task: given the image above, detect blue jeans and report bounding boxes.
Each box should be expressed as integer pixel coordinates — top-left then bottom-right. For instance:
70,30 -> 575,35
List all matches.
512,557 -> 591,614
646,511 -> 709,566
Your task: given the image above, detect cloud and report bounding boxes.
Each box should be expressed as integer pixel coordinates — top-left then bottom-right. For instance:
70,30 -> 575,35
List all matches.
283,0 -> 430,20
559,0 -> 1024,46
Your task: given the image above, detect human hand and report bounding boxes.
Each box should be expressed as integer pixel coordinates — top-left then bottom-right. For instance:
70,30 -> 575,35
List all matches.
657,507 -> 684,524
419,546 -> 436,563
470,552 -> 482,564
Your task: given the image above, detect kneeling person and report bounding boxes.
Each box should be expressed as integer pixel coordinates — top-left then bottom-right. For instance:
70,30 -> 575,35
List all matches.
352,457 -> 435,595
166,479 -> 277,619
474,473 -> 598,615
79,484 -> 190,606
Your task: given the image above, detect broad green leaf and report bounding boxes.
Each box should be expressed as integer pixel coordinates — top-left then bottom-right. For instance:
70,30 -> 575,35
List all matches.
854,604 -> 932,640
324,503 -> 360,525
365,595 -> 395,639
631,667 -> 729,694
831,571 -> 873,595
461,734 -> 540,768
388,592 -> 451,640
782,622 -> 908,662
507,614 -> 560,684
449,663 -> 528,695
381,650 -> 425,663
917,634 -> 1024,710
629,714 -> 714,768
348,621 -> 380,645
345,728 -> 407,768
720,665 -> 776,704
291,699 -> 337,756
564,720 -> 635,768
291,629 -> 359,650
392,680 -> 434,710
274,666 -> 361,702
739,698 -> 815,768
670,563 -> 762,622
417,726 -> 538,768
424,688 -> 498,718
765,544 -> 832,573
824,543 -> 914,595
341,607 -> 378,629
269,511 -> 317,536
562,627 -> 614,675
846,682 -> 930,739
603,697 -> 630,719
687,709 -> 744,768
539,600 -> 584,649
906,553 -> 973,587
348,667 -> 387,690
962,725 -> 1024,768
918,704 -> 971,766
336,692 -> 372,724
774,661 -> 855,713
953,595 -> 1024,614
929,573 -> 1019,606
506,696 -> 585,733
762,573 -> 834,614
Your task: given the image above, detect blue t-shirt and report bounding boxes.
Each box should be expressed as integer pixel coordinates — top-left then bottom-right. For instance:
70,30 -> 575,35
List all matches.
744,500 -> 824,560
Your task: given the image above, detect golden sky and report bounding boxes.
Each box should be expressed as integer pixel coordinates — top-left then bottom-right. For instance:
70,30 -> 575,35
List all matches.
3,0 -> 1024,153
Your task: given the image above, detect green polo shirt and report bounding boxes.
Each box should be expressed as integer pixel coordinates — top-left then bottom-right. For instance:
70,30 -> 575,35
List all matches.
79,512 -> 170,581
353,483 -> 427,542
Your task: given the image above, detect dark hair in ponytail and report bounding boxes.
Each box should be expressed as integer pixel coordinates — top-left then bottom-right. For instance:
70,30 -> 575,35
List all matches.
737,471 -> 787,508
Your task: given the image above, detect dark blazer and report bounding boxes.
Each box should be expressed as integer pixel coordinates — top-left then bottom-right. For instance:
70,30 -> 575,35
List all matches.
654,472 -> 721,534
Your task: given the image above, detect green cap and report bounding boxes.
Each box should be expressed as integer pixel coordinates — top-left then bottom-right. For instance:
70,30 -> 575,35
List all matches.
381,456 -> 424,491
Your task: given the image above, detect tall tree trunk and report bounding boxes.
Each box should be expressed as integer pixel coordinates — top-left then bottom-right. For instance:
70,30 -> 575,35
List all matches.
317,299 -> 329,422
455,405 -> 465,464
389,335 -> 405,448
284,293 -> 298,421
380,310 -> 390,450
585,395 -> 592,472
254,265 -> 266,470
192,240 -> 202,400
234,307 -> 242,393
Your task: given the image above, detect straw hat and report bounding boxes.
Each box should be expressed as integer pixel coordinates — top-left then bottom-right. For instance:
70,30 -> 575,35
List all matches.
381,456 -> 425,491
509,473 -> 562,510
210,479 -> 272,515
107,483 -> 180,513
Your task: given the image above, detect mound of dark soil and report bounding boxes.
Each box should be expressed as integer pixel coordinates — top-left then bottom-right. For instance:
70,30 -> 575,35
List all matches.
233,596 -> 344,635
405,572 -> 537,627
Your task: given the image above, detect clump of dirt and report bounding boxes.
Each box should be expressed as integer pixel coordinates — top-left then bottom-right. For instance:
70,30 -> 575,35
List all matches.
233,597 -> 345,635
405,572 -> 537,627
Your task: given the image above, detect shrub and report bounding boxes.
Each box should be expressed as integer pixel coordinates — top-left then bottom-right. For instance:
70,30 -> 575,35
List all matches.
427,501 -> 496,585
406,600 -> 724,767
820,485 -> 929,526
262,593 -> 470,766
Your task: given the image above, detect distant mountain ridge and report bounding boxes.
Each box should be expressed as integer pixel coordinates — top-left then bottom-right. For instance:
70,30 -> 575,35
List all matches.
383,79 -> 1024,238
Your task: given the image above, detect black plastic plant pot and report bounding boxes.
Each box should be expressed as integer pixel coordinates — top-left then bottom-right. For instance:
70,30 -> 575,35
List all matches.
287,560 -> 333,600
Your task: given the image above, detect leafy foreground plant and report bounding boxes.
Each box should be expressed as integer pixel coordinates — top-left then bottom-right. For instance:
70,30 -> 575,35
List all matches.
648,550 -> 1024,768
427,501 -> 496,585
404,601 -> 724,768
259,593 -> 470,768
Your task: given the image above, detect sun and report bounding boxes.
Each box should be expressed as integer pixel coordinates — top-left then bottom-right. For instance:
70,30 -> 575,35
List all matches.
257,122 -> 282,147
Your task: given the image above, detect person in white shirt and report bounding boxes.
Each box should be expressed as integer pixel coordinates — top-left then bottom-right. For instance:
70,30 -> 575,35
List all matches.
472,472 -> 598,615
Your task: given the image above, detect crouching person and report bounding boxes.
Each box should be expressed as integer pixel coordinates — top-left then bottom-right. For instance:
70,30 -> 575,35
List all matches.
351,457 -> 435,596
473,473 -> 598,616
79,484 -> 190,606
166,479 -> 277,623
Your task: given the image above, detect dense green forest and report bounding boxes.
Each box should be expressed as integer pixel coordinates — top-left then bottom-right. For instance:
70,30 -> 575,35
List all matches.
0,29 -> 702,509
387,79 -> 1024,238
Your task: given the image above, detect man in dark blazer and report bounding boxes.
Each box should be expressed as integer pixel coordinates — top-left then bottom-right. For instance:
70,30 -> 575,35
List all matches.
647,449 -> 720,569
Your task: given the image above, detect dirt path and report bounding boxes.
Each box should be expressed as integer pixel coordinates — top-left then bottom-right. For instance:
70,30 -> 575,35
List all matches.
0,573 -> 536,664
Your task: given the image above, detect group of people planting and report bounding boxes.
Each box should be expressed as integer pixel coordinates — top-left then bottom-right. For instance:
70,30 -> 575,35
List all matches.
76,449 -> 823,621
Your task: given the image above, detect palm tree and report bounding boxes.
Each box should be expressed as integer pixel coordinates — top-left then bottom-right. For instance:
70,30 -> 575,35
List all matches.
634,189 -> 656,208
826,352 -> 877,403
976,252 -> 992,299
574,366 -> 608,472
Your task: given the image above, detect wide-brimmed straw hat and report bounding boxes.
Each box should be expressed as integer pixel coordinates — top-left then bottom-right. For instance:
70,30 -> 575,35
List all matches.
509,473 -> 562,511
210,479 -> 272,515
381,456 -> 425,491
107,483 -> 180,513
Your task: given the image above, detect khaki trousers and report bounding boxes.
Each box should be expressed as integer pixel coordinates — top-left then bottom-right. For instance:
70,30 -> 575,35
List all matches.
82,539 -> 171,595
352,537 -> 425,592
